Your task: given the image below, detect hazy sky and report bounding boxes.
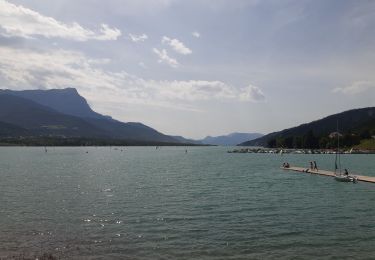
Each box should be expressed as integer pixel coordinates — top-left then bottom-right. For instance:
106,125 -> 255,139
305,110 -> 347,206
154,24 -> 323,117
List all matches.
0,0 -> 374,138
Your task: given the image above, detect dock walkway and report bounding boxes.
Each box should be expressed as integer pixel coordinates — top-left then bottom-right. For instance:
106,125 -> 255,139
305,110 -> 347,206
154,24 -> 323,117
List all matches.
281,166 -> 375,184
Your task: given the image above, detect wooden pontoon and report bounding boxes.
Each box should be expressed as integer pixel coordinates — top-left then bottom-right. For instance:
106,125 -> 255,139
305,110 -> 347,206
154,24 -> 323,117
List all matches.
281,166 -> 375,184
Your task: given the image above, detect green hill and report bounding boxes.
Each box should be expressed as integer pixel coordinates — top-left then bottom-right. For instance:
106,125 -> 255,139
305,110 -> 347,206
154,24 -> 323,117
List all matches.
354,139 -> 375,150
240,107 -> 375,149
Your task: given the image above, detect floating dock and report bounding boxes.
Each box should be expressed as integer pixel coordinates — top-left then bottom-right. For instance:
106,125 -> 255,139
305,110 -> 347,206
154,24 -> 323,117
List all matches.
281,166 -> 375,184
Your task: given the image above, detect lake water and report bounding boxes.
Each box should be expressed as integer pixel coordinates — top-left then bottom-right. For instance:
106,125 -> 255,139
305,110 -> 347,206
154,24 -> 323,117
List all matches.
0,146 -> 374,259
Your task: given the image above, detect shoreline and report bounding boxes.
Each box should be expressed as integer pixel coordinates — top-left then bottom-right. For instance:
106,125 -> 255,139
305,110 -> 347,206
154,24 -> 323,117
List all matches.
0,137 -> 210,147
228,147 -> 375,154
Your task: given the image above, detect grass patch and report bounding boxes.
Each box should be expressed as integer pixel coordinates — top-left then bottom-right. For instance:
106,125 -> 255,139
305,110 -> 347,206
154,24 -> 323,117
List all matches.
354,138 -> 375,150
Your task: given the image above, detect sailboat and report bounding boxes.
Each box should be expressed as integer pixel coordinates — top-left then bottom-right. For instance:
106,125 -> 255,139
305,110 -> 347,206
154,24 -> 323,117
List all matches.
333,122 -> 357,183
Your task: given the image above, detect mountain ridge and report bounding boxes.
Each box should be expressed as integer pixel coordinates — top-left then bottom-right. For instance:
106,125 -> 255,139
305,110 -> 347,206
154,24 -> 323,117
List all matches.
0,88 -> 106,119
0,88 -> 180,143
0,94 -> 108,137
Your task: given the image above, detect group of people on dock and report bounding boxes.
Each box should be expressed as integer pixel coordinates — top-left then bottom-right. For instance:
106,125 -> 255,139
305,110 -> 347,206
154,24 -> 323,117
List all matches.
303,161 -> 319,173
282,160 -> 353,177
282,161 -> 319,172
282,162 -> 290,168
310,161 -> 318,171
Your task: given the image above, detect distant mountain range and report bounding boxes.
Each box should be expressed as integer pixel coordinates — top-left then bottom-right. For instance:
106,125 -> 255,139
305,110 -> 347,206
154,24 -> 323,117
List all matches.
240,107 -> 375,148
200,132 -> 263,146
0,88 -> 180,144
171,136 -> 203,145
8,88 -> 371,148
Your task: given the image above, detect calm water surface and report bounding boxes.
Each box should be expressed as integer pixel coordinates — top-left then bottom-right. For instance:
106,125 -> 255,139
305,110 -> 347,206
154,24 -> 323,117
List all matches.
0,147 -> 374,259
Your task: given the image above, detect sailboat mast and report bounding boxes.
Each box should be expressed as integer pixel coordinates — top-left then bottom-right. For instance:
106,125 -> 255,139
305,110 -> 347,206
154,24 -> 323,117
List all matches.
335,120 -> 341,175
335,121 -> 339,175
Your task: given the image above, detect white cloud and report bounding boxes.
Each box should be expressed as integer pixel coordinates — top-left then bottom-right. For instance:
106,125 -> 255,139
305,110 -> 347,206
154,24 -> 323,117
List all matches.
96,24 -> 122,41
162,36 -> 192,55
157,80 -> 235,101
239,85 -> 265,102
152,48 -> 179,68
129,33 -> 148,42
333,81 -> 374,95
0,46 -> 263,111
192,31 -> 200,38
0,0 -> 121,41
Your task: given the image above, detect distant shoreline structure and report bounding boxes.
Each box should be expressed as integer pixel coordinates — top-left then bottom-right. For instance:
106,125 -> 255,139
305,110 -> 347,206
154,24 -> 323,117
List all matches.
228,147 -> 375,154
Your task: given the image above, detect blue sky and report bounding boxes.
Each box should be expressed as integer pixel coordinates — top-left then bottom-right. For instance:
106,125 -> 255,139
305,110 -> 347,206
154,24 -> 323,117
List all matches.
0,0 -> 374,138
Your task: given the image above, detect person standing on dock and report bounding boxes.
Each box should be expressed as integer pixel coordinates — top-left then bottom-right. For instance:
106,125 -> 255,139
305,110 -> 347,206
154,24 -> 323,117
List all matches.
313,161 -> 318,171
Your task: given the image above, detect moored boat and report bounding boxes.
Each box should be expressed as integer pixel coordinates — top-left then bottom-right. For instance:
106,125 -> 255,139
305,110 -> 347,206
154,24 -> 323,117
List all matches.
334,174 -> 357,183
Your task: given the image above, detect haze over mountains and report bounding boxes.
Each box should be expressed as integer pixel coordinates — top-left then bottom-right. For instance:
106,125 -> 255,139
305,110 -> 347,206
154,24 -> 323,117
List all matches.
201,133 -> 263,146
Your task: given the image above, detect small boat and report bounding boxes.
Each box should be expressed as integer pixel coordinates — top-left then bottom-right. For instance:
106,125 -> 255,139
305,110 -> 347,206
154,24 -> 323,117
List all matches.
334,174 -> 357,183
